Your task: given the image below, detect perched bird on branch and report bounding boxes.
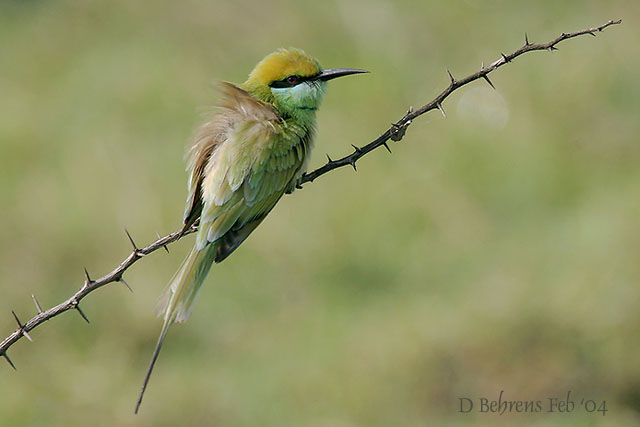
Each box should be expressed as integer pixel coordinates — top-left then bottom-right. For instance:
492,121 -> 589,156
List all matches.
135,48 -> 367,412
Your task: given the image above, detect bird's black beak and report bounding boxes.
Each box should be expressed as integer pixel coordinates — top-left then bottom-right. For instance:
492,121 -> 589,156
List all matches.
315,68 -> 369,81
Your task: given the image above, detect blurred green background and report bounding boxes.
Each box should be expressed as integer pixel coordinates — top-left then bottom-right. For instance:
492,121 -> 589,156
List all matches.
1,0 -> 639,426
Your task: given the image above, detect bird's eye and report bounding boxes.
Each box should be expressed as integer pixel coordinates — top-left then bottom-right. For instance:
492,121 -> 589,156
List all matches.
270,75 -> 306,88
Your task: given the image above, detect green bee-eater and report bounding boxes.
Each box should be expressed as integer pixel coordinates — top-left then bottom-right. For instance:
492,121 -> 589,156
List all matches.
135,48 -> 366,412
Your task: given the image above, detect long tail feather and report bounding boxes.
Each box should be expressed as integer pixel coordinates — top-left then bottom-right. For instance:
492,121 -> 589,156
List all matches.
135,318 -> 170,414
135,243 -> 217,413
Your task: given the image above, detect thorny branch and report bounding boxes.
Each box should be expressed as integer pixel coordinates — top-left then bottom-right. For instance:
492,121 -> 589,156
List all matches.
297,18 -> 622,185
0,226 -> 196,368
0,19 -> 621,368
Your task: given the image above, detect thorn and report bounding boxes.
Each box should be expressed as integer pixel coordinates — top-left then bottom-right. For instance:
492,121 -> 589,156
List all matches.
381,142 -> 392,153
548,45 -> 558,52
72,300 -> 90,324
561,32 -> 568,38
437,102 -> 446,118
32,294 -> 43,314
524,32 -> 530,45
351,144 -> 360,153
83,267 -> 92,285
501,53 -> 511,63
481,61 -> 485,71
407,106 -> 414,115
11,311 -> 32,342
11,311 -> 21,325
326,154 -> 333,163
446,68 -> 456,85
587,31 -> 596,37
483,74 -> 495,90
2,352 -> 16,370
124,229 -> 139,252
75,306 -> 90,323
119,276 -> 133,293
349,160 -> 357,172
156,232 -> 169,254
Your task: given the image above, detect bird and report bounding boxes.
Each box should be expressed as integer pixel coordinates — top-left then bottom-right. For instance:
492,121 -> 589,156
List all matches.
135,47 -> 367,413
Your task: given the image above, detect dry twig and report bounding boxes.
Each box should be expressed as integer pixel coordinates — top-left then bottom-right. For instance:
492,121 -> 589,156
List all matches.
0,19 -> 621,368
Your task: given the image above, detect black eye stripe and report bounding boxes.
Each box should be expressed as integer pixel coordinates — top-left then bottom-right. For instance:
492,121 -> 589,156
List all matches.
269,74 -> 316,88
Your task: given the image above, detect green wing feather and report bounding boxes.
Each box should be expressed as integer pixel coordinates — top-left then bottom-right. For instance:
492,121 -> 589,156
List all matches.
194,83 -> 311,257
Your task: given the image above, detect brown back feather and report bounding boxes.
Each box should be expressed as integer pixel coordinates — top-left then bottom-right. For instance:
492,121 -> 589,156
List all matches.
182,82 -> 282,231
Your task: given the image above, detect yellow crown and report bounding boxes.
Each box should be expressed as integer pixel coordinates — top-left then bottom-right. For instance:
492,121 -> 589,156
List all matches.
243,48 -> 321,101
